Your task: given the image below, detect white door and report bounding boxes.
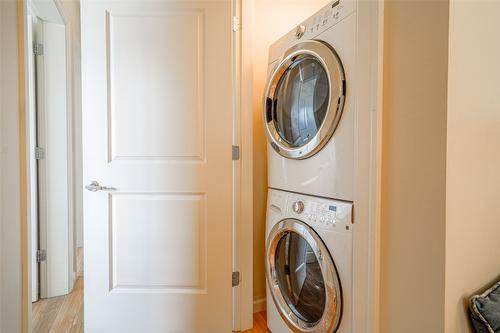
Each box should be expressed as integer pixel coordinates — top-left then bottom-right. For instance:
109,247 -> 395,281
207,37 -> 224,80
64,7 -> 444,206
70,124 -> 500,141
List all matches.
35,18 -> 73,298
81,1 -> 234,332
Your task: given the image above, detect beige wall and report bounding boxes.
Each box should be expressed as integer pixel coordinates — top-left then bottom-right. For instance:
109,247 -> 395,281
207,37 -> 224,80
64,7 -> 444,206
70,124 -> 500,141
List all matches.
380,1 -> 449,332
251,0 -> 330,307
0,1 -> 22,332
445,1 -> 500,332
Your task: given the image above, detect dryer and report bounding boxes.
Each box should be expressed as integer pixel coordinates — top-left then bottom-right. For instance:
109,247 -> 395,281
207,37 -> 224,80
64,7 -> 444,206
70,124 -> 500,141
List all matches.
265,188 -> 353,333
263,0 -> 356,201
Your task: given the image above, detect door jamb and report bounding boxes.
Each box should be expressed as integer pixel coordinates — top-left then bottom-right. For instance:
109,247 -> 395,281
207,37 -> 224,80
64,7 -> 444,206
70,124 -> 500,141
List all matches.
233,0 -> 254,331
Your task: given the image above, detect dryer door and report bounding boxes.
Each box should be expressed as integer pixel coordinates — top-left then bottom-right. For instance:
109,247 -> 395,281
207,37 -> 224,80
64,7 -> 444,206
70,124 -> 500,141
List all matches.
264,40 -> 346,159
266,219 -> 342,333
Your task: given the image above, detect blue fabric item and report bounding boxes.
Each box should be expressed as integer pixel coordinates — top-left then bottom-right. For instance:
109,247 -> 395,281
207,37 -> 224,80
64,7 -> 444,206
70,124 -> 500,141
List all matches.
470,281 -> 500,333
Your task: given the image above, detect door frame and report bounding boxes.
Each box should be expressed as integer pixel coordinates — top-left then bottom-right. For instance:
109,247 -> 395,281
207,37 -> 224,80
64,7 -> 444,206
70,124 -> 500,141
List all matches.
29,0 -> 76,299
233,0 -> 254,330
17,0 -> 255,332
18,0 -> 76,331
25,9 -> 39,303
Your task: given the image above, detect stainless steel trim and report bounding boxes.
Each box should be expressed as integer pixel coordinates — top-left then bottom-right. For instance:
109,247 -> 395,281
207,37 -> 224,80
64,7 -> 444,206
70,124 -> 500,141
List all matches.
266,218 -> 343,333
263,40 -> 346,159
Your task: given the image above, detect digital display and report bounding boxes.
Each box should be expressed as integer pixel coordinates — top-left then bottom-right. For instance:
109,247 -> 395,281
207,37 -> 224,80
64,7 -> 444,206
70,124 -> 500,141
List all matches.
329,205 -> 337,212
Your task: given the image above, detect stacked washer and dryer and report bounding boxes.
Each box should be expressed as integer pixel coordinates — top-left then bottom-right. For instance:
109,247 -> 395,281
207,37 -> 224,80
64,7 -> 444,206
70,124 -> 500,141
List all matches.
263,1 -> 357,332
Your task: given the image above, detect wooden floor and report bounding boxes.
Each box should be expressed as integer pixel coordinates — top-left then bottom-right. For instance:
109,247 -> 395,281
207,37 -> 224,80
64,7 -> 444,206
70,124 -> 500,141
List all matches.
32,248 -> 84,333
33,247 -> 269,332
242,311 -> 270,333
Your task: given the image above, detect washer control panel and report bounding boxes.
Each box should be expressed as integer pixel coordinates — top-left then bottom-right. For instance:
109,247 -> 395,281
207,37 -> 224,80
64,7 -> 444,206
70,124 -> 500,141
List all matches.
289,196 -> 352,231
294,0 -> 356,40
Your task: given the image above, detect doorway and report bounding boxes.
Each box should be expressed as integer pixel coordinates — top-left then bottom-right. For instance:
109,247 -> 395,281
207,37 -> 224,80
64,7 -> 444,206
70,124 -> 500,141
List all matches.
19,0 -> 255,331
24,0 -> 82,331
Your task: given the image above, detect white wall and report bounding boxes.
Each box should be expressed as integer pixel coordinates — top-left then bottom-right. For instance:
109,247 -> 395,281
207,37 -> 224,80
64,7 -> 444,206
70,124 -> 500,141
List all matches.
445,1 -> 500,332
0,1 -> 22,332
251,0 -> 331,310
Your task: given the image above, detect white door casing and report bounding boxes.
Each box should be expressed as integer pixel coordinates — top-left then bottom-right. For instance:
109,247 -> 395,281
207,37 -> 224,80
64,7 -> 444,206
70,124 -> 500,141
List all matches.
27,13 -> 39,303
81,1 -> 234,332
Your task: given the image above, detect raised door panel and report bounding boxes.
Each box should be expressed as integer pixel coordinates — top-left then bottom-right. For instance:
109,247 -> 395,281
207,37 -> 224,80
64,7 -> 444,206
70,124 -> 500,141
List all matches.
107,10 -> 205,162
110,193 -> 207,292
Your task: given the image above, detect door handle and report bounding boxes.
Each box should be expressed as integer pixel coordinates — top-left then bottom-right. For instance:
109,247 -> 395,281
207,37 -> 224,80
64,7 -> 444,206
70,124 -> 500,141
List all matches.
85,181 -> 115,192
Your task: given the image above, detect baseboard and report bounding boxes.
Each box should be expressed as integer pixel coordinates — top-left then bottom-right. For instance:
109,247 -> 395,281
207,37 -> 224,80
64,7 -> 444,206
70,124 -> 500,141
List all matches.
253,298 -> 266,313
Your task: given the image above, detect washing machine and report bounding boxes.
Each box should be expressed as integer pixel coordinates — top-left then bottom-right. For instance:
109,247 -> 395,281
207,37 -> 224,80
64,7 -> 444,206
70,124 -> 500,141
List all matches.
263,0 -> 356,201
265,188 -> 353,333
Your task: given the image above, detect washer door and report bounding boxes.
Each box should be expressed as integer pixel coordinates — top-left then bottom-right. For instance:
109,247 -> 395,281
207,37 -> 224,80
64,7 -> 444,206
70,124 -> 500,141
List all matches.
264,40 -> 346,159
266,219 -> 342,333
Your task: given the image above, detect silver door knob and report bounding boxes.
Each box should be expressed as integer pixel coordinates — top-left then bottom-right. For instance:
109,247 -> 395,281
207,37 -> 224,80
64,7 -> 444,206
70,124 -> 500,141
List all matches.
85,181 -> 114,192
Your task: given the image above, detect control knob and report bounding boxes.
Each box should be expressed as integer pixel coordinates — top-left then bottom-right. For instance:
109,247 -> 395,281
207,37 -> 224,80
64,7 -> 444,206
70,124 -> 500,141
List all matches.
292,201 -> 305,214
295,25 -> 306,39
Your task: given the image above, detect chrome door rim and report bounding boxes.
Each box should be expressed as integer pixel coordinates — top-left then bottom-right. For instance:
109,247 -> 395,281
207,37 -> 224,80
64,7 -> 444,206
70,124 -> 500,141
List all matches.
266,219 -> 343,333
263,40 -> 346,160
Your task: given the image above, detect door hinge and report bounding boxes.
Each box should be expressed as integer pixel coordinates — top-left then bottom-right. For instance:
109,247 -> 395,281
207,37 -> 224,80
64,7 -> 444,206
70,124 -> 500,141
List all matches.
33,42 -> 44,56
36,249 -> 47,263
232,271 -> 240,287
232,145 -> 240,161
232,16 -> 240,32
35,147 -> 45,160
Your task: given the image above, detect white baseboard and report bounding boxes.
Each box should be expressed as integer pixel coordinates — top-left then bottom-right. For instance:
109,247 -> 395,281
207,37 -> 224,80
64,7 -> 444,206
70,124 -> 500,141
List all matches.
253,298 -> 266,313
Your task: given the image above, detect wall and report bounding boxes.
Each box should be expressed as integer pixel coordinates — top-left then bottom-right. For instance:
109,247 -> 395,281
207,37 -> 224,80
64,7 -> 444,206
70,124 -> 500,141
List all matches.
380,1 -> 449,332
445,1 -> 500,332
0,1 -> 22,332
251,0 -> 331,310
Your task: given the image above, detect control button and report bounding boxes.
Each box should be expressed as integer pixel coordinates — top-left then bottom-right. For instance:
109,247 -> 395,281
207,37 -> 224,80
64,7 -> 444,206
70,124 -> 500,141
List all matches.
295,25 -> 306,39
292,201 -> 305,214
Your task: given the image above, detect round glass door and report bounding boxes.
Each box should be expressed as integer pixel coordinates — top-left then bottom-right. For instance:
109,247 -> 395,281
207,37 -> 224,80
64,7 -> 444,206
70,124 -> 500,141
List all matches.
273,57 -> 329,148
264,40 -> 346,159
266,219 -> 342,332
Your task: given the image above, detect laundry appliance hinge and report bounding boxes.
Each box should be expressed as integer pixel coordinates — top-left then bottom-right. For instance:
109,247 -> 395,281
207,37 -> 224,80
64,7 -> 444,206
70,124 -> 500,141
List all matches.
232,271 -> 240,287
35,147 -> 46,160
232,16 -> 240,32
33,42 -> 44,56
232,145 -> 240,161
36,249 -> 47,263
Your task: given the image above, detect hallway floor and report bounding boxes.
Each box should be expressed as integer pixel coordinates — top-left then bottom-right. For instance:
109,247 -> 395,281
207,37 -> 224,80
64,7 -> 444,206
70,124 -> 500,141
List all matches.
32,248 -> 269,332
32,248 -> 84,333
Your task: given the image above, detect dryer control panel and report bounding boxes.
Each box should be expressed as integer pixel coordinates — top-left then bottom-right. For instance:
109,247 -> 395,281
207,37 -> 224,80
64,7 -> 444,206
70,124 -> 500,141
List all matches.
288,195 -> 353,231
